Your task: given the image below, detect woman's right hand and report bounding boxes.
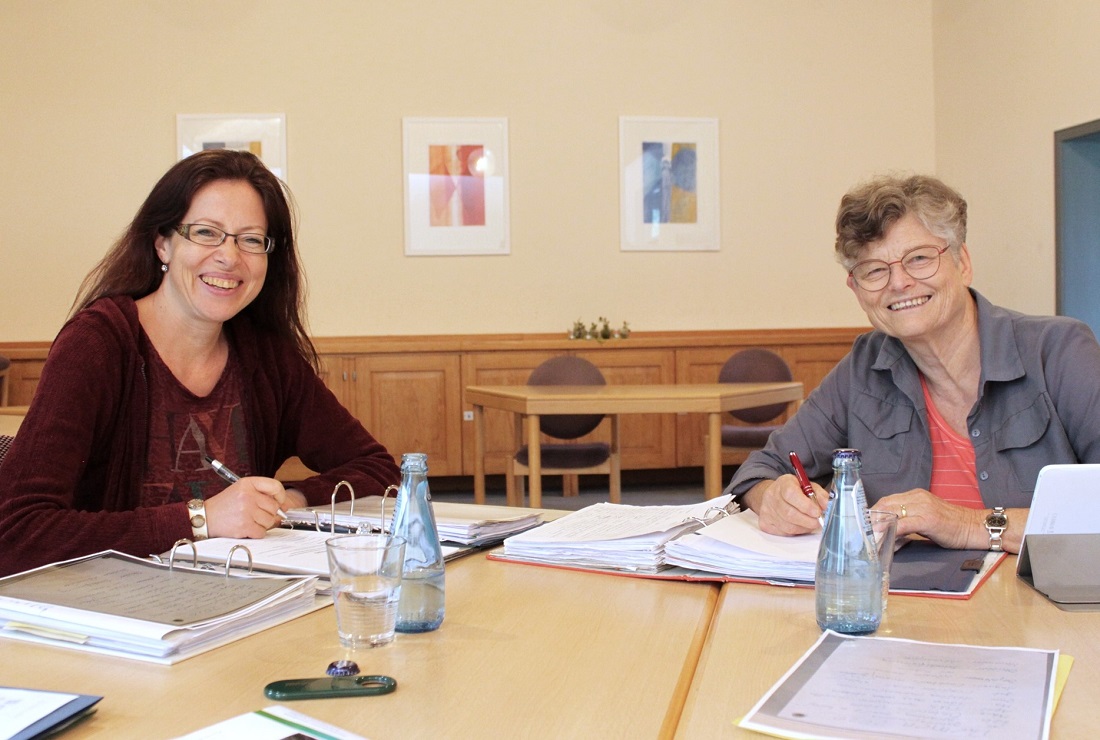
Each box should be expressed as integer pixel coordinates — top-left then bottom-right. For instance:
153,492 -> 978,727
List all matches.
202,477 -> 288,538
742,475 -> 827,536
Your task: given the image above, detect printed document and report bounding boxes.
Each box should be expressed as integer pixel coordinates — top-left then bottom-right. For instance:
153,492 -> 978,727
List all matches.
740,630 -> 1058,739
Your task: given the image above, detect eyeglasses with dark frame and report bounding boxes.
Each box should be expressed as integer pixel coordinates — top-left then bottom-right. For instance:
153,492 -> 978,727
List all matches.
848,244 -> 950,292
175,223 -> 275,254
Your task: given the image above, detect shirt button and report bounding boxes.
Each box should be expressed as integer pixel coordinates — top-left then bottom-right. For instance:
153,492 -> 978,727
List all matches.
979,471 -> 989,481
971,429 -> 981,438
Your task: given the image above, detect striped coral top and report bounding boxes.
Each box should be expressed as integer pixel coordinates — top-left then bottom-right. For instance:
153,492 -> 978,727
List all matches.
920,375 -> 984,509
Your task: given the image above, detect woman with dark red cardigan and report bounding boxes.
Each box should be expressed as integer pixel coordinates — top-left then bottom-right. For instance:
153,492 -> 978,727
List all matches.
0,150 -> 399,576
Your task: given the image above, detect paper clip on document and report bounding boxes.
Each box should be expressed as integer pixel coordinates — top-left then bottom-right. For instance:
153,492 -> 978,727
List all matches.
164,538 -> 255,579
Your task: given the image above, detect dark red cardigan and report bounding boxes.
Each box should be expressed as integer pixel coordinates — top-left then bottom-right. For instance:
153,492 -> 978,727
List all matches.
0,296 -> 399,576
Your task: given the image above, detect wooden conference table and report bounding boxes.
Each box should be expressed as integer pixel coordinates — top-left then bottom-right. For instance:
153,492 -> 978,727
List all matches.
467,382 -> 804,507
4,545 -> 1095,734
679,556 -> 1100,738
3,548 -> 1096,738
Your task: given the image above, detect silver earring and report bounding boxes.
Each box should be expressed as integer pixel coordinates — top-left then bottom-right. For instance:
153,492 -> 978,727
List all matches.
161,263 -> 168,273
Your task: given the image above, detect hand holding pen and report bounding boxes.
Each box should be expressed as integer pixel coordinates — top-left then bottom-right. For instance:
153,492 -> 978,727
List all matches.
789,451 -> 826,528
204,455 -> 288,520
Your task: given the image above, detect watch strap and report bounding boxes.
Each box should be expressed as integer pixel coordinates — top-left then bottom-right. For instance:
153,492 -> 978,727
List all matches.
985,506 -> 1006,552
187,499 -> 209,541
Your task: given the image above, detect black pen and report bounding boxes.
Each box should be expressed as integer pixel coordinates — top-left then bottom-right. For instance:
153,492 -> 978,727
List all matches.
204,455 -> 287,519
204,455 -> 240,484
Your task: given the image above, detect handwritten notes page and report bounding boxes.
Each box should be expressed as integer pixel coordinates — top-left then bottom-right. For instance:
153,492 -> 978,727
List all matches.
740,631 -> 1058,739
0,551 -> 319,663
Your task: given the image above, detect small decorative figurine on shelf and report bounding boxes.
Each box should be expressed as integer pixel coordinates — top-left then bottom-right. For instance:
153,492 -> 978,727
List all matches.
566,318 -> 632,340
599,317 -> 613,340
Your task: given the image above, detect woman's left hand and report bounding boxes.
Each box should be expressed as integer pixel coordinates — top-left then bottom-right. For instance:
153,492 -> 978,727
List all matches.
872,489 -> 988,550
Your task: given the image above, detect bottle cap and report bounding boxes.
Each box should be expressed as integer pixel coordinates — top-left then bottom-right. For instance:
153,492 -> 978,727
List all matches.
326,660 -> 360,677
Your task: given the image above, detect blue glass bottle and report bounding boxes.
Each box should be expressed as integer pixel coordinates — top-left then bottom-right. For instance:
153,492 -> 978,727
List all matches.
814,448 -> 882,634
390,453 -> 446,633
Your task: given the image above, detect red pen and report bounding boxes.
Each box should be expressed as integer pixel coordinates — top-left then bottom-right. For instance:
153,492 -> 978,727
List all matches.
789,451 -> 825,527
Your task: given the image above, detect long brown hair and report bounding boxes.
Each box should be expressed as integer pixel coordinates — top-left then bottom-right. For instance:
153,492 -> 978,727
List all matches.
72,149 -> 319,372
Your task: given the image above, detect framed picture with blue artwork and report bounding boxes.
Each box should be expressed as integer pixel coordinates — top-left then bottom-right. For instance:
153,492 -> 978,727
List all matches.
176,114 -> 287,179
619,116 -> 719,251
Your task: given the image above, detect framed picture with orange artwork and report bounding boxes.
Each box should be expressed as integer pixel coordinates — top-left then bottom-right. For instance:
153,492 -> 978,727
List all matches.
402,117 -> 510,256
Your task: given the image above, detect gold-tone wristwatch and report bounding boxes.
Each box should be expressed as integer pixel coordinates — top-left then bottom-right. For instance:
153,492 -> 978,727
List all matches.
984,506 -> 1007,552
187,498 -> 209,541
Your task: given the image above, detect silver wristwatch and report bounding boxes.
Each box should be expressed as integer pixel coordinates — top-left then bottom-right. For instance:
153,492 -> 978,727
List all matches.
984,506 -> 1007,552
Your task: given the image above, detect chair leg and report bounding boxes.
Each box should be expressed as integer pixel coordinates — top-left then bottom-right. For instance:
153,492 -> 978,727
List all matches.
505,467 -> 516,507
563,474 -> 579,497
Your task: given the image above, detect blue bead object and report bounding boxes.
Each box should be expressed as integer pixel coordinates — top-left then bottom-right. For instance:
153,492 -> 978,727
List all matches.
326,660 -> 360,677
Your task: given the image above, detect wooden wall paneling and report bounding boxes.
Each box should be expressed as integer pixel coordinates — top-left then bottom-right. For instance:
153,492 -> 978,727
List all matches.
8,361 -> 45,407
355,353 -> 463,476
786,342 -> 855,397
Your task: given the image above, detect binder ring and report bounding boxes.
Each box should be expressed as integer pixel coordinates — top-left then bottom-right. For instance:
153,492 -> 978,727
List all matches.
224,544 -> 254,578
380,484 -> 399,534
168,539 -> 199,570
323,480 -> 356,535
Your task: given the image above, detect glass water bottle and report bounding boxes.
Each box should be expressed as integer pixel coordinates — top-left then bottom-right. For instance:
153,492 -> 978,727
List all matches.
390,452 -> 446,633
814,448 -> 882,634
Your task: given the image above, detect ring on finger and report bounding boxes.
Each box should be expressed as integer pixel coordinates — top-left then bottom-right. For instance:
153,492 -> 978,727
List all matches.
900,504 -> 908,519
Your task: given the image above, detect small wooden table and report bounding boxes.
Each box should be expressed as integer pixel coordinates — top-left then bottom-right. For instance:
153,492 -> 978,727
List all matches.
466,382 -> 803,507
0,405 -> 27,436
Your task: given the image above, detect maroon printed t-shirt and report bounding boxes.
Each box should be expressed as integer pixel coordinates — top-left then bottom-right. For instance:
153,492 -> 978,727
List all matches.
139,334 -> 253,505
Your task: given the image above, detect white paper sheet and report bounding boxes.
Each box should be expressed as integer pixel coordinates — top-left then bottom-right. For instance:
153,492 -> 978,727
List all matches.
741,631 -> 1057,740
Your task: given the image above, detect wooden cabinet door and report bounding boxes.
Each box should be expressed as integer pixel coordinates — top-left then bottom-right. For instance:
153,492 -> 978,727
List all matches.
353,354 -> 464,476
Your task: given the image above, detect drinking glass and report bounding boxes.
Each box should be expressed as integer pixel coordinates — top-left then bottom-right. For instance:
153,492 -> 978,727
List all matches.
326,534 -> 406,648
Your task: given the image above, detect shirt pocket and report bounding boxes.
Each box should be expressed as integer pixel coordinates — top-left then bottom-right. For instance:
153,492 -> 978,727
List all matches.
991,396 -> 1052,494
850,393 -> 914,475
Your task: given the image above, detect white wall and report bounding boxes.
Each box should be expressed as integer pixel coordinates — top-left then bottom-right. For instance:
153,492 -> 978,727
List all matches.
3,1 -> 940,340
934,0 -> 1100,316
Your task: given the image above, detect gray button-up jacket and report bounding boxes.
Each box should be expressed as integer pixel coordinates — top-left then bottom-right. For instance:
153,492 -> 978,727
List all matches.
727,290 -> 1100,509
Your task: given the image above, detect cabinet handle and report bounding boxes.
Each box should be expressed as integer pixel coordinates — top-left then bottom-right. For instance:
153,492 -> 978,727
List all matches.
352,371 -> 358,382
342,371 -> 348,382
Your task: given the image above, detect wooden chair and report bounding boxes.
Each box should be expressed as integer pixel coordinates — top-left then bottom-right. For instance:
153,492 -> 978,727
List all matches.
0,435 -> 13,468
714,349 -> 794,464
507,356 -> 622,505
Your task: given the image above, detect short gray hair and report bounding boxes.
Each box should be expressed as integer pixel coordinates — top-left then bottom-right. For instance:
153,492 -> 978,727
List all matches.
834,174 -> 967,269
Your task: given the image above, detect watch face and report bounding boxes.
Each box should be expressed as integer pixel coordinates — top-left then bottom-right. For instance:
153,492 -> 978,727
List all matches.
986,512 -> 1007,528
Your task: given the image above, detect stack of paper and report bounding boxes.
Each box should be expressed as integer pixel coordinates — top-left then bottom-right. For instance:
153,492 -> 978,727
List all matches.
174,527 -> 470,585
0,551 -> 321,664
501,496 -> 735,573
286,500 -> 542,546
664,509 -> 818,582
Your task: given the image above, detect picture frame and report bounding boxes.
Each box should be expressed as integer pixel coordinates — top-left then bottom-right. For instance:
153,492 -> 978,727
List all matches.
403,117 -> 510,256
176,114 -> 287,179
619,116 -> 720,251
